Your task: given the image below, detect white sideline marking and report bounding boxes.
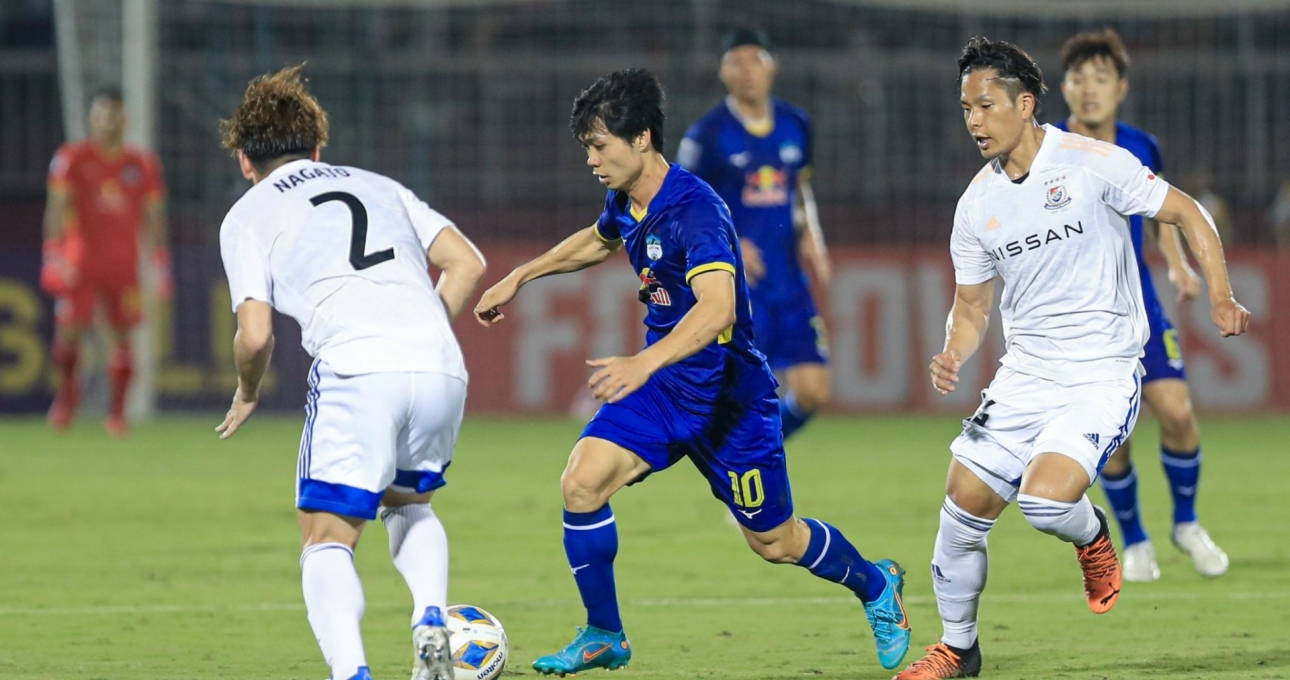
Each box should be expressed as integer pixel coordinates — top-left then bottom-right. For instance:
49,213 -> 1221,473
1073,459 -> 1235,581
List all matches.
0,590 -> 1283,617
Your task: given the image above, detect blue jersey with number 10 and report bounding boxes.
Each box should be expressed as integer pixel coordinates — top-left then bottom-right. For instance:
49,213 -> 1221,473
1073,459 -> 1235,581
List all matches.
594,164 -> 777,411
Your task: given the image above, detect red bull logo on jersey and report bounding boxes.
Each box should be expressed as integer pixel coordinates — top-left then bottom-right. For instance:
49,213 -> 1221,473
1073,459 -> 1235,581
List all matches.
742,165 -> 789,207
637,267 -> 672,306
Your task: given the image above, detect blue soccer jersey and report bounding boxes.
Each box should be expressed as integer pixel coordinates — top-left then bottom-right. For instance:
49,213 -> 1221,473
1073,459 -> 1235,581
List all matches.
594,164 -> 777,408
1055,119 -> 1184,382
678,98 -> 813,306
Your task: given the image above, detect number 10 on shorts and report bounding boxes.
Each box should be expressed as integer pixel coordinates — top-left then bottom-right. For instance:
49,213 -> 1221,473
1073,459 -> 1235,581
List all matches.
728,469 -> 765,509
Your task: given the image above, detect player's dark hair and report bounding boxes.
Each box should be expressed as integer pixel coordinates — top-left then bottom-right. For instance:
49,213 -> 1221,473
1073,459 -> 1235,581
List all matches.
570,68 -> 666,153
957,36 -> 1048,115
1061,28 -> 1130,78
720,27 -> 772,57
91,86 -> 123,105
220,64 -> 329,172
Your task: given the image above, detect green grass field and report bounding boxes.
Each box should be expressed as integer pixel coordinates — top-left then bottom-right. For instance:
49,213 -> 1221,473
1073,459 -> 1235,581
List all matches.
1,414 -> 1288,680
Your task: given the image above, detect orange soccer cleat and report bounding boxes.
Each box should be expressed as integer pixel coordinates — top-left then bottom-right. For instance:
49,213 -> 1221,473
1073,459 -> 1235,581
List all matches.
1076,505 -> 1122,614
893,641 -> 981,679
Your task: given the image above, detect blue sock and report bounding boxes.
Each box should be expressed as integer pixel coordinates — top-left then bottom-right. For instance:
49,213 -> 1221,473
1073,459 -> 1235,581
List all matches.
779,392 -> 814,440
1161,446 -> 1201,525
563,506 -> 622,633
1099,465 -> 1149,547
797,518 -> 887,602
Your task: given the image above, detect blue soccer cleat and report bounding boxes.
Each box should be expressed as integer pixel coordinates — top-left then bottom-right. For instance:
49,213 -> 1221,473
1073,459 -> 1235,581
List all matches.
863,559 -> 912,670
532,625 -> 631,676
332,667 -> 372,680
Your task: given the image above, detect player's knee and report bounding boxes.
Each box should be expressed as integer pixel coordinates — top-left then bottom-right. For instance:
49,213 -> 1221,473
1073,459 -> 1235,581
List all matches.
560,470 -> 611,513
794,381 -> 830,412
746,535 -> 799,564
1101,444 -> 1132,476
743,519 -> 808,564
1156,401 -> 1198,443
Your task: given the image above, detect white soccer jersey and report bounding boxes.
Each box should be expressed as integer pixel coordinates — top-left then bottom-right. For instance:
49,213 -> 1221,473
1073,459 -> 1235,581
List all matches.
220,159 -> 466,380
951,124 -> 1170,385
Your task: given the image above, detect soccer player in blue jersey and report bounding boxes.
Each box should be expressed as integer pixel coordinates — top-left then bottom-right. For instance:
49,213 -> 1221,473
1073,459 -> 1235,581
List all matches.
1056,28 -> 1229,581
678,28 -> 831,440
474,68 -> 911,674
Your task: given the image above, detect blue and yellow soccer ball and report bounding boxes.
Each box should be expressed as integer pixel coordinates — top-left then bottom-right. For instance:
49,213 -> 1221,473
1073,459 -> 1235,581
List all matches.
446,604 -> 508,680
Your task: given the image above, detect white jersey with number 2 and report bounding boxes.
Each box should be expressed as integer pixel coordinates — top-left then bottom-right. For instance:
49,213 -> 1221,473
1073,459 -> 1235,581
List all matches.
220,159 -> 465,381
951,124 -> 1170,385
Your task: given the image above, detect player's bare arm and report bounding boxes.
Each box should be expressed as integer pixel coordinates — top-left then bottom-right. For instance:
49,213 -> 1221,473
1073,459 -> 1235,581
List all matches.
1152,187 -> 1251,337
739,239 -> 766,285
473,224 -> 621,325
587,269 -> 737,403
427,226 -> 487,321
794,171 -> 831,287
217,299 -> 274,439
1153,218 -> 1202,302
40,184 -> 77,290
144,195 -> 174,300
931,280 -> 994,395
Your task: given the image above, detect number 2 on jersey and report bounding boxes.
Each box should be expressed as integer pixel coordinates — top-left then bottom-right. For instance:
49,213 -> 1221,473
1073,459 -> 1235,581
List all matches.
310,191 -> 395,271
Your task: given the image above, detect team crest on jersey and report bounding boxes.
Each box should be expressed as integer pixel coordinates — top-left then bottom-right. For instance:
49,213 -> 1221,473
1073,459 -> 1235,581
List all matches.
645,234 -> 663,261
742,165 -> 789,207
779,143 -> 802,165
637,267 -> 671,306
1045,185 -> 1072,210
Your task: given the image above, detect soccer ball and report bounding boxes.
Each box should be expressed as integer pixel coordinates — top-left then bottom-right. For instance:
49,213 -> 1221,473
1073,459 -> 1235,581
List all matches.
445,604 -> 508,680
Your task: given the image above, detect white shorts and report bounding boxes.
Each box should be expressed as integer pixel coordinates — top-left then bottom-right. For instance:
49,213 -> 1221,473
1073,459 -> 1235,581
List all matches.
297,359 -> 467,520
949,366 -> 1141,503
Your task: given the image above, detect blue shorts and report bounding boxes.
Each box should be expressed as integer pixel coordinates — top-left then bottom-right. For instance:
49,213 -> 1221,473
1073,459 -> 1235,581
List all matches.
751,294 -> 828,372
580,379 -> 794,533
1142,309 -> 1186,384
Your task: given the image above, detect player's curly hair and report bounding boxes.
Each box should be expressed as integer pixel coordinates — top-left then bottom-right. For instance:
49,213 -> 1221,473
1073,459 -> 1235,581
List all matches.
1061,28 -> 1130,78
957,36 -> 1048,115
570,68 -> 666,152
220,64 -> 329,171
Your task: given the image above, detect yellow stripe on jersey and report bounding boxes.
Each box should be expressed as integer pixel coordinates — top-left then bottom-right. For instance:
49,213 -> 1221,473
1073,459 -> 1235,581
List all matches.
742,118 -> 774,138
685,261 -> 736,283
718,325 -> 734,344
629,204 -> 648,221
593,224 -> 622,243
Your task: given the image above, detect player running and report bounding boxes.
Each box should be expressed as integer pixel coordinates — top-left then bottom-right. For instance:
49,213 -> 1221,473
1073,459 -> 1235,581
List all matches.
474,68 -> 911,674
214,66 -> 487,680
1056,28 -> 1228,581
42,87 -> 171,436
678,28 -> 832,440
894,38 -> 1249,679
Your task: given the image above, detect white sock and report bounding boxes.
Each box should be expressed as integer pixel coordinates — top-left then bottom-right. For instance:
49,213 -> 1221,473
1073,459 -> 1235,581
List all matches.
382,503 -> 449,627
1017,493 -> 1101,545
301,543 -> 367,680
933,497 -> 995,650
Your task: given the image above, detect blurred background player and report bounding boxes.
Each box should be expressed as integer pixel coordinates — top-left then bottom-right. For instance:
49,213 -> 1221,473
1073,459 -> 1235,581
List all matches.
897,37 -> 1249,680
1057,28 -> 1229,581
475,68 -> 911,676
679,28 -> 832,440
215,65 -> 487,680
42,87 -> 171,436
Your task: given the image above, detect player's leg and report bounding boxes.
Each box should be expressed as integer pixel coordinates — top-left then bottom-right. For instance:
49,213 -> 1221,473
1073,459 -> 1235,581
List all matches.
48,286 -> 93,430
1145,377 -> 1228,576
102,282 -> 143,436
775,303 -> 830,440
299,510 -> 371,680
1098,439 -> 1157,581
782,361 -> 830,439
382,372 -> 466,680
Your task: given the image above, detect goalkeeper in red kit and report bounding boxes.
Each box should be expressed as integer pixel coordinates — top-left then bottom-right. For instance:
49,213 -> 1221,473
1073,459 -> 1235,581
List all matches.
42,87 -> 171,436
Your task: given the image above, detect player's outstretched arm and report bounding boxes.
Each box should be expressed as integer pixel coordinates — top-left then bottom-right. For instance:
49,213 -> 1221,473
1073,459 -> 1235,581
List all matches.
217,300 -> 274,439
1154,220 -> 1202,303
1153,188 -> 1251,337
795,173 -> 831,287
428,226 -> 487,322
474,224 -> 621,326
930,280 -> 994,395
587,269 -> 736,403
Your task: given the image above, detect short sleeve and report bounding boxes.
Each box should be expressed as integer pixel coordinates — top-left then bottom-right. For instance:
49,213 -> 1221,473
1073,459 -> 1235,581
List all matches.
594,192 -> 622,242
950,196 -> 996,286
676,200 -> 737,283
396,183 -> 454,251
220,215 -> 273,312
797,108 -> 814,169
140,152 -> 166,201
676,121 -> 721,183
48,145 -> 74,190
1087,145 -> 1171,219
1146,135 -> 1164,175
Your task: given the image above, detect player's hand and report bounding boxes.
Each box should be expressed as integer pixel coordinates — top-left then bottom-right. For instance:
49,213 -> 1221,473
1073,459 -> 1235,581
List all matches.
473,274 -> 520,327
740,239 -> 765,287
1210,295 -> 1251,337
809,250 -> 833,289
152,246 -> 174,302
587,355 -> 652,403
216,385 -> 259,439
1169,264 -> 1202,303
929,349 -> 963,395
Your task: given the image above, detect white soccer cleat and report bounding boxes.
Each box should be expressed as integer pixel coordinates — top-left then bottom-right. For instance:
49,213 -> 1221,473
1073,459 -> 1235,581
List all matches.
412,606 -> 454,680
1121,540 -> 1161,582
1172,522 -> 1229,578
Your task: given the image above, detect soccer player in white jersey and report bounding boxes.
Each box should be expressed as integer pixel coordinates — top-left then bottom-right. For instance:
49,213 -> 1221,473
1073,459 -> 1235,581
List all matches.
214,66 -> 487,680
894,38 -> 1249,680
